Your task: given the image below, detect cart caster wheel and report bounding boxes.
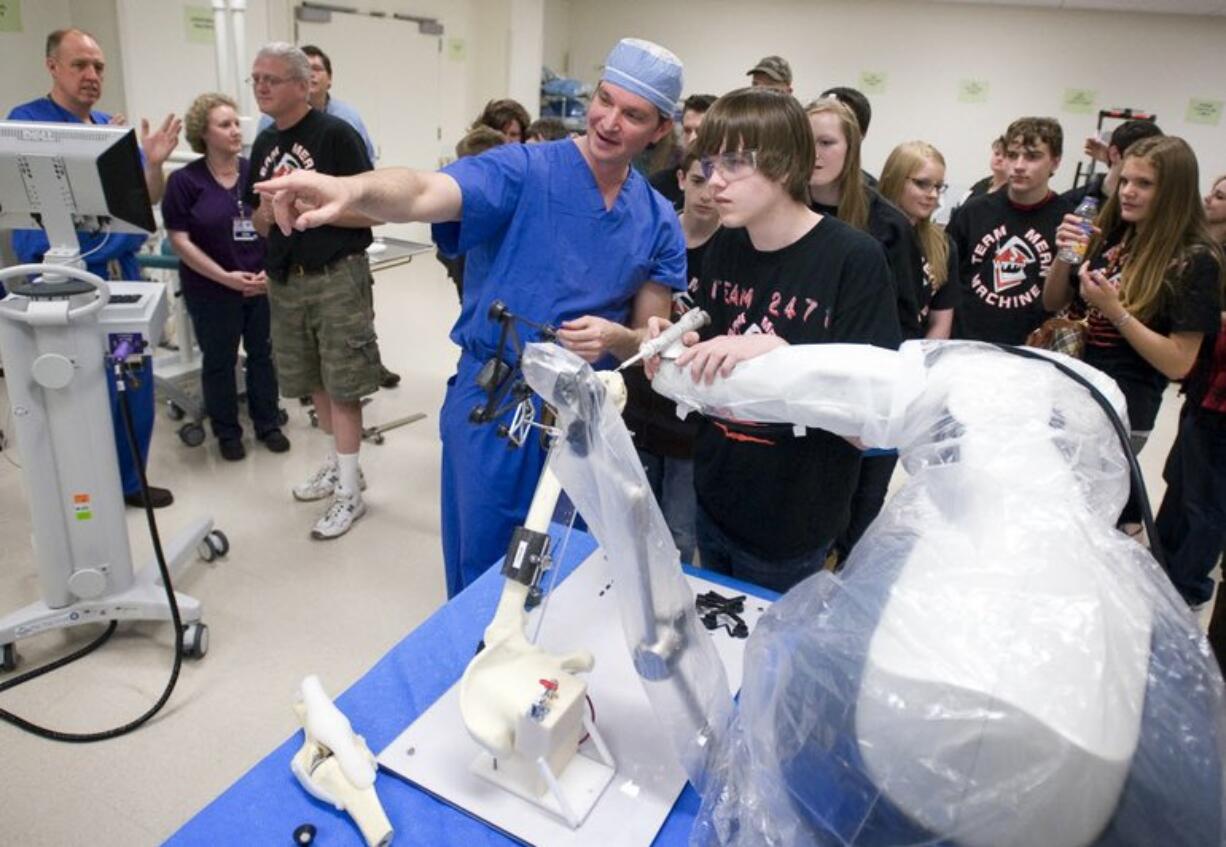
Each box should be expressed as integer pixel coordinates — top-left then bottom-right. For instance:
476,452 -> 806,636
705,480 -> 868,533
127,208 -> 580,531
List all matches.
207,529 -> 229,557
308,409 -> 319,428
372,433 -> 385,445
276,407 -> 289,427
167,401 -> 186,421
197,530 -> 229,561
181,623 -> 208,659
0,643 -> 18,672
179,422 -> 206,447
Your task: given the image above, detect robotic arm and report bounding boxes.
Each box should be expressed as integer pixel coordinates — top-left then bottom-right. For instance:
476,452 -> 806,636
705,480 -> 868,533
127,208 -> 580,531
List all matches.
521,346 -> 735,793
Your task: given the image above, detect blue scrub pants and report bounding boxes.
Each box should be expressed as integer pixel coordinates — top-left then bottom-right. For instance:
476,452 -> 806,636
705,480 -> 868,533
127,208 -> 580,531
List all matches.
105,355 -> 156,496
440,351 -> 548,598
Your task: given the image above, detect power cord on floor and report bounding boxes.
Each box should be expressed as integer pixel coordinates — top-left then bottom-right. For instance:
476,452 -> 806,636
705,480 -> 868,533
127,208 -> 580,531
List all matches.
0,356 -> 186,741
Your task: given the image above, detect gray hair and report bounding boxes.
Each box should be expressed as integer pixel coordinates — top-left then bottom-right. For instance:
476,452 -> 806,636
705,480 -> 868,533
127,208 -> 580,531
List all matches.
254,42 -> 310,82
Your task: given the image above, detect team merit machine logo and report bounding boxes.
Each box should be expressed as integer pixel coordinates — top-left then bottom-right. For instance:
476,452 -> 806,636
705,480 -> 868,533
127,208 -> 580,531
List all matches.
992,235 -> 1037,293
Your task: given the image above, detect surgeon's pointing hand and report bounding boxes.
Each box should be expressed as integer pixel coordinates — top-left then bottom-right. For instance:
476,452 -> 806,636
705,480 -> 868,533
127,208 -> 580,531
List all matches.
255,171 -> 354,236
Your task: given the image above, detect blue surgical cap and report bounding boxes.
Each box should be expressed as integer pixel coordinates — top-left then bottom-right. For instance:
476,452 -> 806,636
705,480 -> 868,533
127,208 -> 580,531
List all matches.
601,38 -> 683,117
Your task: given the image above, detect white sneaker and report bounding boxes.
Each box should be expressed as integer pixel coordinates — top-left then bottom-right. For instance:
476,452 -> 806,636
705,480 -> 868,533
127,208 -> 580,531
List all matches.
311,488 -> 367,540
293,459 -> 366,502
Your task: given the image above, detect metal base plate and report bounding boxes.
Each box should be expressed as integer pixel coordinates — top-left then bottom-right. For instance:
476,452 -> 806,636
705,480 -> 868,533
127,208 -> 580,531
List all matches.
377,554 -> 769,847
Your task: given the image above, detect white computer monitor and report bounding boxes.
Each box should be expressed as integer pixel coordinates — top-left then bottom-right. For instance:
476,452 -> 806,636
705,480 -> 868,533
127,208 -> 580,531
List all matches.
0,120 -> 155,263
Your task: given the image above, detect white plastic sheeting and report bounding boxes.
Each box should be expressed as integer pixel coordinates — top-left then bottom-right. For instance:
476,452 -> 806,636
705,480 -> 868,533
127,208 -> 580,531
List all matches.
650,340 -> 1225,847
521,339 -> 1225,846
522,343 -> 735,794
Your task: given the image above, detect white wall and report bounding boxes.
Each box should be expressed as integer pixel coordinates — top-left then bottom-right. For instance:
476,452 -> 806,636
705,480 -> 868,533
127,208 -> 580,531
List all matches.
554,0 -> 1226,194
104,0 -> 536,163
508,0 -> 545,116
0,0 -> 87,117
68,0 -> 128,116
543,0 -> 572,75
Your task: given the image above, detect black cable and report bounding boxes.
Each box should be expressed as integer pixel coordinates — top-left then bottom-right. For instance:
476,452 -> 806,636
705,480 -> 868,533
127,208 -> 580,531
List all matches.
0,622 -> 117,694
0,357 -> 187,741
992,344 -> 1165,569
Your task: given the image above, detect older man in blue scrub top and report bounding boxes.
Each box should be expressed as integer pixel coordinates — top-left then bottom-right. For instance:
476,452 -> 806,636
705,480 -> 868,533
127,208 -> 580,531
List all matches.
255,38 -> 687,597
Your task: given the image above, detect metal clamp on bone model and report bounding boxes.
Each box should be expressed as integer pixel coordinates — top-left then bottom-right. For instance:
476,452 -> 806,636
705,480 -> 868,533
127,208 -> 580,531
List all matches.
469,300 -> 557,444
291,675 -> 393,847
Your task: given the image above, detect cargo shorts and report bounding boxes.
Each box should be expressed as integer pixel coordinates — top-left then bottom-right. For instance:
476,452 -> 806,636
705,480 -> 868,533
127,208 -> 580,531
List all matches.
266,253 -> 384,403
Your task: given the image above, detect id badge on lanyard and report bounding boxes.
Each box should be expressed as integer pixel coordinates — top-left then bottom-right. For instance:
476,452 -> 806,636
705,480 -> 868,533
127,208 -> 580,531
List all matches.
233,216 -> 258,242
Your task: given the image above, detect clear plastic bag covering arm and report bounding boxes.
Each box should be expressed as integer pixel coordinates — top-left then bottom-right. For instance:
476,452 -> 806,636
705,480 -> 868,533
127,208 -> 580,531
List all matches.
521,342 -> 735,793
651,340 -> 1225,847
651,341 -> 927,448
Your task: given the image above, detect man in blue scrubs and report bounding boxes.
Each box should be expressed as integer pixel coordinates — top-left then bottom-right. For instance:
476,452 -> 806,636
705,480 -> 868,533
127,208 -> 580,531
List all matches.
256,38 -> 687,596
7,28 -> 181,508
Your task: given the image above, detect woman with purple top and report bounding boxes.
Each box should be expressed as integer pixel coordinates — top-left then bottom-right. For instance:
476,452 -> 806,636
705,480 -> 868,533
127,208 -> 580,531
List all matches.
163,93 -> 289,460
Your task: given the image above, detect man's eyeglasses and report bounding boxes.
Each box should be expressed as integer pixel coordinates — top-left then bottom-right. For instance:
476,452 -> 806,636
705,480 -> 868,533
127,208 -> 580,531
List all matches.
246,74 -> 291,88
909,177 -> 948,196
699,150 -> 758,182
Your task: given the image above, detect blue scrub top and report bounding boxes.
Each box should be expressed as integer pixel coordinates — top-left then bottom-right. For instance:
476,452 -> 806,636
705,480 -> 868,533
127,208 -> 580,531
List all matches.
433,138 -> 686,361
6,96 -> 148,281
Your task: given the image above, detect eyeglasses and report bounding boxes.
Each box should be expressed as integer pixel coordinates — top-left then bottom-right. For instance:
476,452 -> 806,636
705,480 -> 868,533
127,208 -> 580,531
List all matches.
909,177 -> 948,195
246,74 -> 291,88
699,150 -> 759,182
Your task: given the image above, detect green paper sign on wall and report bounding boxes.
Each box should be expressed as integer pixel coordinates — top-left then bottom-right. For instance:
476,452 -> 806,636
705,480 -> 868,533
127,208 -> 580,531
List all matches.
1062,88 -> 1096,115
958,79 -> 989,104
0,0 -> 23,33
858,71 -> 888,96
185,6 -> 215,45
1186,98 -> 1223,126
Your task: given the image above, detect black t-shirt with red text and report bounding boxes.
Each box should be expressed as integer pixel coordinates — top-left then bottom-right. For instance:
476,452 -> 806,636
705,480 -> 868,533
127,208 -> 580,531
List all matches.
245,109 -> 373,277
692,217 -> 901,561
947,189 -> 1073,344
1078,234 -> 1222,431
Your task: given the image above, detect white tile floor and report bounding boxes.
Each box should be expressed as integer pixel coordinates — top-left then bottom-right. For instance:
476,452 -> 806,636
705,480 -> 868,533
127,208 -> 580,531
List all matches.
0,250 -> 1200,845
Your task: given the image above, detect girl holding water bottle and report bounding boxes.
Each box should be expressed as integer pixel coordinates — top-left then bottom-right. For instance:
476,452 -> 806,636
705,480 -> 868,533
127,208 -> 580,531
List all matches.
1044,136 -> 1224,536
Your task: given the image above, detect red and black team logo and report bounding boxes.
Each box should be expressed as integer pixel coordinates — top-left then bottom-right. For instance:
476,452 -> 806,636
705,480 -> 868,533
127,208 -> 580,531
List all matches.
968,224 -> 1054,309
992,235 -> 1037,294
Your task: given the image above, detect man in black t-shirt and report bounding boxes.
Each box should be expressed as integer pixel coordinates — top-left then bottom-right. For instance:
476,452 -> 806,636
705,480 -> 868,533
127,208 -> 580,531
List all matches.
1060,119 -> 1163,209
654,89 -> 900,594
957,135 -> 1008,209
948,116 -> 1073,345
624,151 -> 719,563
246,42 -> 381,541
648,94 -> 715,209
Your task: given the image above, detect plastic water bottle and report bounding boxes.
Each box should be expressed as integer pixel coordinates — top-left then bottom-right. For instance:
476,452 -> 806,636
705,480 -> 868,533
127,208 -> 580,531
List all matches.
1058,195 -> 1099,264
